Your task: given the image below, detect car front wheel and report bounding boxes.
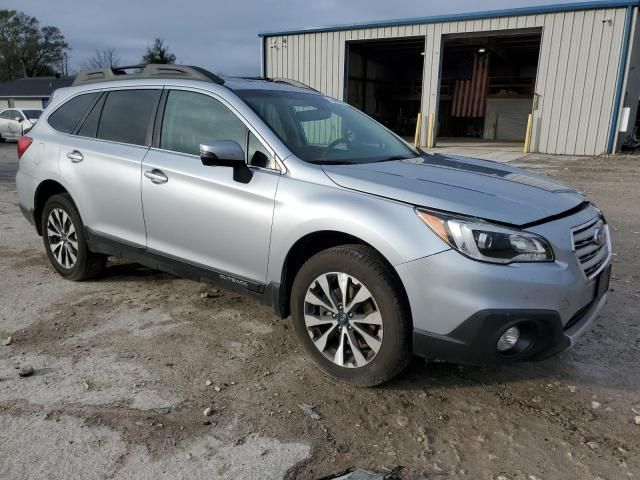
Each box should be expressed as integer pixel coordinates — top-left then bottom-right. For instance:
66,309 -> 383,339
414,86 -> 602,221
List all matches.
291,244 -> 412,387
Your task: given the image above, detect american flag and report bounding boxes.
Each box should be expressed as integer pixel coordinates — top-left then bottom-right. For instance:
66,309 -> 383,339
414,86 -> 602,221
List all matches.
451,54 -> 490,118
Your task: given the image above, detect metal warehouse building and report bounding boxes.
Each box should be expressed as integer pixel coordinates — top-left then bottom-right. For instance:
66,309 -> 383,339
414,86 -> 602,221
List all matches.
259,0 -> 640,155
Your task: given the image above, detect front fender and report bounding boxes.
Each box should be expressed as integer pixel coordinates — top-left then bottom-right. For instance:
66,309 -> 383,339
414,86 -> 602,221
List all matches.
266,175 -> 450,284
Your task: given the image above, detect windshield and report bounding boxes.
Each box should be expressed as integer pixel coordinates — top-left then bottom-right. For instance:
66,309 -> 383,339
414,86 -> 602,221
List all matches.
236,89 -> 417,164
23,110 -> 42,120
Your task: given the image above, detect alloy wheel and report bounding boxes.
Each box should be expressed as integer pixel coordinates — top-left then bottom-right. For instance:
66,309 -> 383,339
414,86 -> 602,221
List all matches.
46,208 -> 79,269
304,272 -> 383,368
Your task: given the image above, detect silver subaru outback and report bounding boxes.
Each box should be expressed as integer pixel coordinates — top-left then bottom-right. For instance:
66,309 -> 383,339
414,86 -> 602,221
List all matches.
16,64 -> 612,386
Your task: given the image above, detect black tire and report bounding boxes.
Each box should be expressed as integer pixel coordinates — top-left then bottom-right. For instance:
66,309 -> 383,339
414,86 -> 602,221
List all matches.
41,193 -> 107,281
290,244 -> 412,387
0,132 -> 5,143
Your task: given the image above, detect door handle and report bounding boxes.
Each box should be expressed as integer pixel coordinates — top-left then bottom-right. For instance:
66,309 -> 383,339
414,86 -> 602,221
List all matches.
66,150 -> 84,163
144,169 -> 168,184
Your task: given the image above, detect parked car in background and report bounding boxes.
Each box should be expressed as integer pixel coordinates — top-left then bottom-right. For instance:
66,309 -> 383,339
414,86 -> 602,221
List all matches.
0,108 -> 43,142
15,65 -> 612,387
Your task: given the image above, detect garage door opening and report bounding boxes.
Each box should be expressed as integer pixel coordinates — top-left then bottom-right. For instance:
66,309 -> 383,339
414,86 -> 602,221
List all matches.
345,38 -> 424,139
437,30 -> 542,149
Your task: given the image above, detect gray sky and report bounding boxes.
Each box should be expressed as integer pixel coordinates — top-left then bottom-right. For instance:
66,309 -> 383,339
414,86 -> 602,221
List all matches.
5,0 -> 572,75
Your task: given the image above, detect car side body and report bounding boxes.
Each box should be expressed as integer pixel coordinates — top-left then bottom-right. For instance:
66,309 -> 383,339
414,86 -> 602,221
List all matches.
15,66 -> 612,385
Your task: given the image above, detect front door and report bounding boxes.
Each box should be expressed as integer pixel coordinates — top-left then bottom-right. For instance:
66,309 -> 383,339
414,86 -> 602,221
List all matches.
141,89 -> 280,285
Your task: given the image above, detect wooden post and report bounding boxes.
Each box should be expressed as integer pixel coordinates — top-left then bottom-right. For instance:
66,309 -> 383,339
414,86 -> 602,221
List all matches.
523,113 -> 533,153
414,113 -> 422,147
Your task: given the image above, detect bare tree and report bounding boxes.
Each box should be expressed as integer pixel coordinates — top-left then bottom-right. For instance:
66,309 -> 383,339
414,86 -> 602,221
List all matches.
57,51 -> 73,76
83,48 -> 120,69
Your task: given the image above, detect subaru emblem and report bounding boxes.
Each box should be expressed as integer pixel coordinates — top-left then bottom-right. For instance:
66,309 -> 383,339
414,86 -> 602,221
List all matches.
592,227 -> 605,246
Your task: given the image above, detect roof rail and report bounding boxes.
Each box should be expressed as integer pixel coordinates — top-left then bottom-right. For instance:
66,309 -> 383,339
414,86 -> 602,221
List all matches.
72,64 -> 225,86
271,77 -> 318,91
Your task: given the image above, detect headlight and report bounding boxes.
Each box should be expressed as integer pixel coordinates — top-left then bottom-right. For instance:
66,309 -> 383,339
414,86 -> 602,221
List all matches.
416,209 -> 554,264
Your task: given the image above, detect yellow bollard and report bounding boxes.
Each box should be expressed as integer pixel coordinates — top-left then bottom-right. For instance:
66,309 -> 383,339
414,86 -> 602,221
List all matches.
414,113 -> 422,147
523,113 -> 533,153
427,113 -> 435,148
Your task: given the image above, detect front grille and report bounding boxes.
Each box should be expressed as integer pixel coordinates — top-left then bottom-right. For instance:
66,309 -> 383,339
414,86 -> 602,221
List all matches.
571,216 -> 610,280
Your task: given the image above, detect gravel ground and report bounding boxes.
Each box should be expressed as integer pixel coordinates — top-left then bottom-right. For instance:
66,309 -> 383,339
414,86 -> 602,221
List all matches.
0,142 -> 639,479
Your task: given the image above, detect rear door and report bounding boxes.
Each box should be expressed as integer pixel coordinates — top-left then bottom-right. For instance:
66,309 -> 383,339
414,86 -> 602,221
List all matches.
141,88 -> 280,285
57,88 -> 161,247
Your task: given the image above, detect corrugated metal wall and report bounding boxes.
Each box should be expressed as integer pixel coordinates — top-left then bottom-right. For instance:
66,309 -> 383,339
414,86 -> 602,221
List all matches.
264,7 -> 632,155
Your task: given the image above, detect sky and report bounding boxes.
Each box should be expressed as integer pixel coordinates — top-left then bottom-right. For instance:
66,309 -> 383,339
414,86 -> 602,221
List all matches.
4,0 -> 577,76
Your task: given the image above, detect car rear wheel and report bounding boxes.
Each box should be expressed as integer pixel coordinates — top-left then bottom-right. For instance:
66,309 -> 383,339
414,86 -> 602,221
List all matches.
291,244 -> 412,387
41,194 -> 106,281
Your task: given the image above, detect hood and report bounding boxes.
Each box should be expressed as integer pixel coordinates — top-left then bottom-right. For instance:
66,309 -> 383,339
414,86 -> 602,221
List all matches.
322,153 -> 585,226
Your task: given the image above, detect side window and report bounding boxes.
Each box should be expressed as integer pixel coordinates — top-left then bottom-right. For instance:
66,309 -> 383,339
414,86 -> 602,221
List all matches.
48,93 -> 99,134
14,111 -> 25,120
97,90 -> 160,146
247,132 -> 276,169
160,90 -> 247,156
77,94 -> 105,138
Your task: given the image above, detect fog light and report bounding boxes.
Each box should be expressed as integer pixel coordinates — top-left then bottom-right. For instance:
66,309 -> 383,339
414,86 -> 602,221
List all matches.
497,326 -> 520,352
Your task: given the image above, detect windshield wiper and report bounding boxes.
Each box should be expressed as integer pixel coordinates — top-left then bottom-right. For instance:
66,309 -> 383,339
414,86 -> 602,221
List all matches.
307,159 -> 353,165
374,155 -> 413,162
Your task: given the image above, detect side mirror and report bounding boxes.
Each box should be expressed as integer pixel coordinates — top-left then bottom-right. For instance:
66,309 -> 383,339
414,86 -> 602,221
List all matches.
199,140 -> 253,184
14,117 -> 23,123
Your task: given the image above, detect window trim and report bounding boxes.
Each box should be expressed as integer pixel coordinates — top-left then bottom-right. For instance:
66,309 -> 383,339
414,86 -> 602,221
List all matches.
150,86 -> 284,173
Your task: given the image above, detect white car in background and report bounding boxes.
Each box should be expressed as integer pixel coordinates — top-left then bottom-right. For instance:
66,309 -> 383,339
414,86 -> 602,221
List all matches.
0,108 -> 43,142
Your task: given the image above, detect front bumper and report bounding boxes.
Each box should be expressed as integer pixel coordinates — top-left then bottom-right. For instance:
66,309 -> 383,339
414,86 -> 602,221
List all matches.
396,203 -> 611,365
412,291 -> 608,365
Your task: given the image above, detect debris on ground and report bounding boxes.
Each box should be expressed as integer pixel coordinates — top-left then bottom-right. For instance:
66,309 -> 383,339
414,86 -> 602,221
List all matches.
634,416 -> 640,425
3,336 -> 12,346
299,403 -> 321,420
203,407 -> 214,417
18,366 -> 34,377
204,379 -> 212,386
200,290 -> 221,298
319,466 -> 403,480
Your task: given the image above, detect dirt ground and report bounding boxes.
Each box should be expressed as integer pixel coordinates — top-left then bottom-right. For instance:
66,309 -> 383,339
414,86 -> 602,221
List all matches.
0,142 -> 639,479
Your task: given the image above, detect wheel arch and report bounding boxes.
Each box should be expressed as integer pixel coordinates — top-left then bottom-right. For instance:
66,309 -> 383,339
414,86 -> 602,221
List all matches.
272,230 -> 410,320
33,180 -> 71,235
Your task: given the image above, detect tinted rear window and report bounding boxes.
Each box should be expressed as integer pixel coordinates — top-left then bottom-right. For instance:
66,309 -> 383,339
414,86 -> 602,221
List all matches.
48,93 -> 99,134
97,90 -> 160,146
77,94 -> 105,138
